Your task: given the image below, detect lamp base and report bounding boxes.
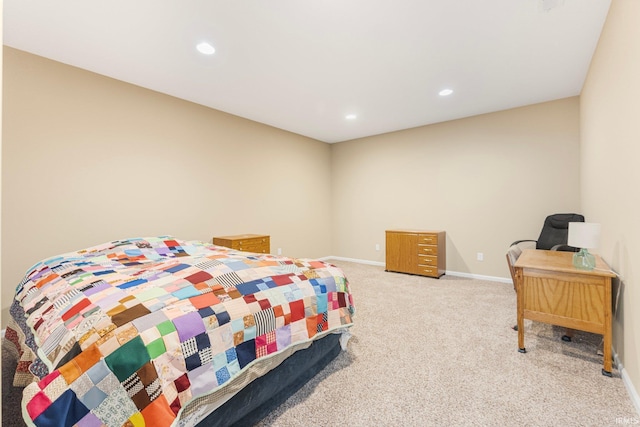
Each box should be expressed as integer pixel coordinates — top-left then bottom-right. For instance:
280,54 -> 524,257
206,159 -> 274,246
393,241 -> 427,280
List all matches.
573,248 -> 595,270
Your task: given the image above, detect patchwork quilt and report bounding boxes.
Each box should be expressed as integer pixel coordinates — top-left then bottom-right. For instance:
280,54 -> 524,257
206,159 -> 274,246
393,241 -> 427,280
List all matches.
9,237 -> 354,427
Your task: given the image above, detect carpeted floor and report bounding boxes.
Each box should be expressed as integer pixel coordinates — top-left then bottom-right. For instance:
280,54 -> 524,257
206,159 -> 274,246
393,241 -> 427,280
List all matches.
254,261 -> 638,426
3,261 -> 638,426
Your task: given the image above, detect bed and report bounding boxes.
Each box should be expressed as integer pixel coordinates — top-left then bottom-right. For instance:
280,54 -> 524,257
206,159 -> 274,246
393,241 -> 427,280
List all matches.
6,236 -> 355,427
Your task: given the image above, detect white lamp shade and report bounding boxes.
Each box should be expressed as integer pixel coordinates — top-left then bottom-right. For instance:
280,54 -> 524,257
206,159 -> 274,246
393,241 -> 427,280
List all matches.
568,222 -> 601,249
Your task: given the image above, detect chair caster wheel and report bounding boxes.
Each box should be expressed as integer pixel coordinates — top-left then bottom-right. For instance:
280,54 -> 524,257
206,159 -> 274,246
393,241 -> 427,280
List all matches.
561,335 -> 572,342
602,369 -> 612,377
518,348 -> 526,354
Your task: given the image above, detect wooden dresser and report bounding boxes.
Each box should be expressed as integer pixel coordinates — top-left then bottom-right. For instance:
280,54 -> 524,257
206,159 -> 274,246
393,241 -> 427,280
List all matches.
212,234 -> 270,254
385,229 -> 446,278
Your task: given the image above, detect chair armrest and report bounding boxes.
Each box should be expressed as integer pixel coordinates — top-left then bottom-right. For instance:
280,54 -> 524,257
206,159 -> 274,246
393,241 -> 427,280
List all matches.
510,239 -> 537,247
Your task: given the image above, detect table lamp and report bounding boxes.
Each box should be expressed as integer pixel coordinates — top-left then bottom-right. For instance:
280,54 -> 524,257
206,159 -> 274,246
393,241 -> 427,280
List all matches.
567,222 -> 601,270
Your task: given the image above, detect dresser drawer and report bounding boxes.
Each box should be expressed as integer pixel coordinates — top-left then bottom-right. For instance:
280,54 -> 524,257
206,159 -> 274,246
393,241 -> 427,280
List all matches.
418,255 -> 438,266
417,266 -> 438,277
418,245 -> 438,256
418,234 -> 438,245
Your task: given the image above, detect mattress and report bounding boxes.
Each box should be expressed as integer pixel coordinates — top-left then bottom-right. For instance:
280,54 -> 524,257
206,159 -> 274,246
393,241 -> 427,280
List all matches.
8,237 -> 354,427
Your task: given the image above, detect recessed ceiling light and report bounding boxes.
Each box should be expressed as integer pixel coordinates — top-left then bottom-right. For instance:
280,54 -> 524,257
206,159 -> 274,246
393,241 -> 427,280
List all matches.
439,89 -> 453,96
345,114 -> 357,120
196,42 -> 216,55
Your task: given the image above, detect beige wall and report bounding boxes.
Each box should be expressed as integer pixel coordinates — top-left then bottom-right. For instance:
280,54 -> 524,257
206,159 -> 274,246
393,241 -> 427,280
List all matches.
1,47 -> 332,325
581,0 -> 640,409
330,97 -> 581,278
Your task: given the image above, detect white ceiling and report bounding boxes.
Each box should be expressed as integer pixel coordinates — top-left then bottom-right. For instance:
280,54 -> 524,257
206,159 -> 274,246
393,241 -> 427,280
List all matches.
3,0 -> 611,143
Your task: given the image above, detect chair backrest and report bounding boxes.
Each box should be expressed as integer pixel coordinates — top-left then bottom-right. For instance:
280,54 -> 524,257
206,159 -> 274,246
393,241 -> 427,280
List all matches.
536,213 -> 584,251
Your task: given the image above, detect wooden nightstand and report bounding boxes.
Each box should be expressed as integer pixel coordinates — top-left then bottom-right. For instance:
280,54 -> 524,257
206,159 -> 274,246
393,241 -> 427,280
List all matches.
212,234 -> 270,254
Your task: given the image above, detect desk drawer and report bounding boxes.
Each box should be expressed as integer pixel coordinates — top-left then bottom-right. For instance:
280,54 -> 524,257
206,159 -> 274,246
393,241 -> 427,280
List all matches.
523,273 -> 606,325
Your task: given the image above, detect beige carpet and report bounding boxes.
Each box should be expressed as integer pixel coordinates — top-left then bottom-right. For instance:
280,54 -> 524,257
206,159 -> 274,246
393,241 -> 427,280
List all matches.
255,261 -> 638,427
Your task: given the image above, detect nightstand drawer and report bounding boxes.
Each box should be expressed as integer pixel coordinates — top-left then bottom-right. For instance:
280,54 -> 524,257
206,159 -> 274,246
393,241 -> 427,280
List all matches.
235,237 -> 268,246
235,241 -> 268,253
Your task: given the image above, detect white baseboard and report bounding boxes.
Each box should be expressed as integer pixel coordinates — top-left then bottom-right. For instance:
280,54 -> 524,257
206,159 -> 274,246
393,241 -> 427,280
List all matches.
445,270 -> 513,284
615,351 -> 640,416
323,256 -> 512,284
321,256 -> 385,267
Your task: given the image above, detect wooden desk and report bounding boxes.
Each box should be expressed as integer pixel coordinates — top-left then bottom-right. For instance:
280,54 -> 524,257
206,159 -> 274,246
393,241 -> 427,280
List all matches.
514,249 -> 615,376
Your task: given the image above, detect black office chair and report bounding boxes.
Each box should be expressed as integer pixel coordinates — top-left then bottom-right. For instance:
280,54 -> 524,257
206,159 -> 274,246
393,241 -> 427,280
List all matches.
506,213 -> 584,339
511,213 -> 584,252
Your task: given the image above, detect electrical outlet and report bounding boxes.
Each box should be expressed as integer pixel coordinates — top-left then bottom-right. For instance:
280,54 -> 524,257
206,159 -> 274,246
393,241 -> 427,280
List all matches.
277,248 -> 282,255
477,252 -> 484,261
375,243 -> 380,251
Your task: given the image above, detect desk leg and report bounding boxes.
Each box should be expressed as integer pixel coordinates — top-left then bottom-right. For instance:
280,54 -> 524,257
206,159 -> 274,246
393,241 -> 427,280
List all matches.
516,267 -> 526,353
603,277 -> 613,376
602,327 -> 612,376
517,318 -> 525,353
